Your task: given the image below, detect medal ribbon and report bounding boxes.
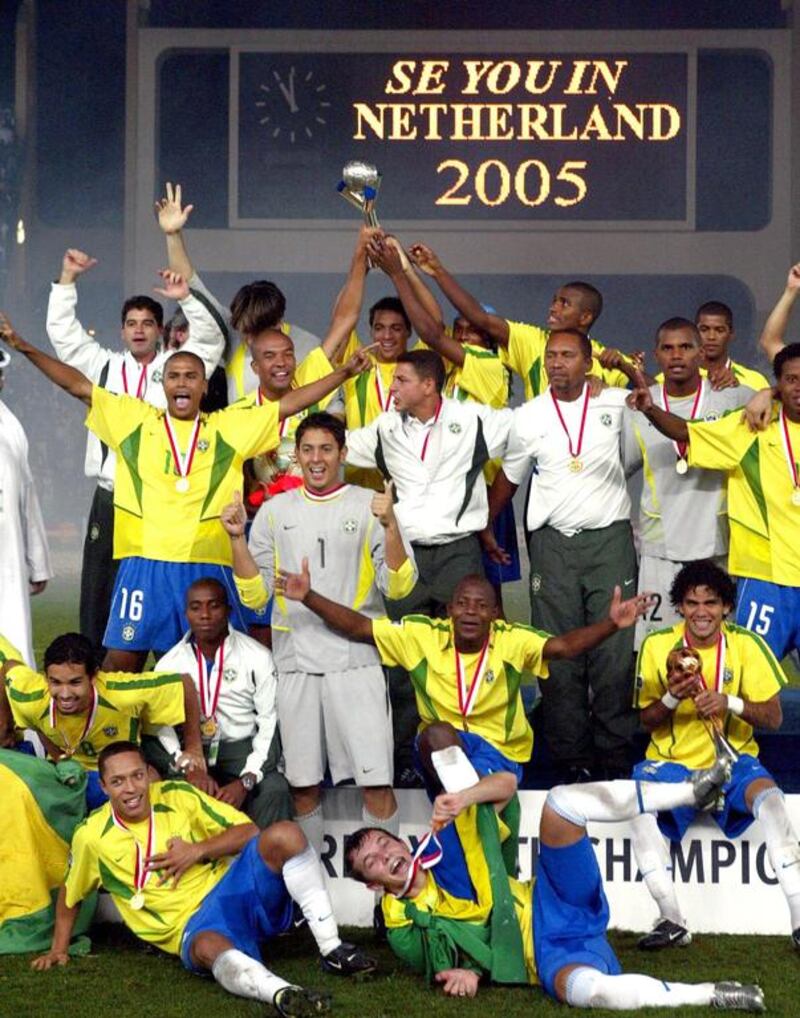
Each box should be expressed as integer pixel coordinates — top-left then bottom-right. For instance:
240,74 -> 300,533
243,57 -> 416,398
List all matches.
257,389 -> 289,437
683,631 -> 726,694
196,640 -> 225,722
374,365 -> 394,412
111,806 -> 156,897
779,407 -> 800,491
550,384 -> 590,462
122,361 -> 148,399
659,379 -> 704,462
163,414 -> 201,482
455,638 -> 491,718
394,829 -> 444,898
49,686 -> 98,755
420,399 -> 443,462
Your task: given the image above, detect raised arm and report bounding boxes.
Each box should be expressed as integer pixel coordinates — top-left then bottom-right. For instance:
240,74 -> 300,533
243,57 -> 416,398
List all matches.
759,263 -> 800,363
155,181 -> 195,281
1,313 -> 93,404
325,225 -> 377,362
275,558 -> 376,644
276,344 -> 374,420
628,372 -> 689,443
431,769 -> 518,828
46,249 -> 113,379
368,236 -> 466,365
543,585 -> 653,660
408,242 -> 510,347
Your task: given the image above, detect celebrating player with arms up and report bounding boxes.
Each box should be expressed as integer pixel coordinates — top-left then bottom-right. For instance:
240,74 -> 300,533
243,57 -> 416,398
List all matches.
0,308 -> 372,672
32,741 -> 374,1017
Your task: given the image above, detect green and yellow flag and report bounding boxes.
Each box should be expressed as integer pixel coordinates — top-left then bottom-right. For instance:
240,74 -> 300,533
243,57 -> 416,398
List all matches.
0,749 -> 95,954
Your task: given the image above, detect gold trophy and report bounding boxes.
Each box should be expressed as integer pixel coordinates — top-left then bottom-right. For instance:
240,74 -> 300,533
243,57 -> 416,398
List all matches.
337,160 -> 381,227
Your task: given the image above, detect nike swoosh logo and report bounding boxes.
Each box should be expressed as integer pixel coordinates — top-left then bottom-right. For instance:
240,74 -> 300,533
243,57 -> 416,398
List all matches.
361,766 -> 374,774
317,913 -> 332,922
283,524 -> 297,530
782,861 -> 800,869
624,579 -> 635,587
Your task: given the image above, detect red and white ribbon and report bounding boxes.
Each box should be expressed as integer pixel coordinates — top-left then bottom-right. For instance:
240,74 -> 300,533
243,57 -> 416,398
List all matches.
163,414 -> 201,483
420,399 -> 443,462
550,383 -> 590,463
122,361 -> 148,399
394,829 -> 444,898
49,686 -> 98,756
658,379 -> 705,463
455,639 -> 491,719
779,406 -> 800,491
196,640 -> 225,723
111,806 -> 156,899
374,367 -> 394,413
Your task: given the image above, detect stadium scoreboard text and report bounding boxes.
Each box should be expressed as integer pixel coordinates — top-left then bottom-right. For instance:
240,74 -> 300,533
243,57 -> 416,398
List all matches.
237,50 -> 687,222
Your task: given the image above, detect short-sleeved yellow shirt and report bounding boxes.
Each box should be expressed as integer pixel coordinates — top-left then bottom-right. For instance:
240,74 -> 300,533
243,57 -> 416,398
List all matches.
65,781 -> 250,954
501,321 -> 629,400
634,621 -> 785,769
5,665 -> 185,770
372,616 -> 550,762
687,410 -> 800,585
86,387 -> 280,564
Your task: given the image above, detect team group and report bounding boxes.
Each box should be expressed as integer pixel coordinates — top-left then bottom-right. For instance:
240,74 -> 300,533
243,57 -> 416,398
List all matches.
2,181 -> 800,1013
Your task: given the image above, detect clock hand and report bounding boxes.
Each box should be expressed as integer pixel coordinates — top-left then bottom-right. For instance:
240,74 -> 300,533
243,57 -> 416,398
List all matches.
276,67 -> 298,114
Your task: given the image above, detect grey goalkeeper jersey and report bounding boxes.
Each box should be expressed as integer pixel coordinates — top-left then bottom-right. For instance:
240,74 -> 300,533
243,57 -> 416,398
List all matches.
622,381 -> 752,561
247,484 -> 417,673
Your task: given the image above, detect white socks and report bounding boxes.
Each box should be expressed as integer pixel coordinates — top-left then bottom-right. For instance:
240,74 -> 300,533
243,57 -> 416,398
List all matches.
754,786 -> 800,929
211,948 -> 289,1003
566,967 -> 714,1009
547,780 -> 697,828
630,812 -> 685,926
282,844 -> 341,957
363,804 -> 400,838
430,745 -> 480,793
295,803 -> 324,858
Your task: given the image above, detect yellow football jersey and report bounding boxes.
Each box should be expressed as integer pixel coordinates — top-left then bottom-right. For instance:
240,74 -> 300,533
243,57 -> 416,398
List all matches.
65,780 -> 249,954
4,665 -> 185,770
687,410 -> 800,585
501,321 -> 629,400
443,343 -> 509,410
0,633 -> 23,666
634,621 -> 785,769
372,616 -> 550,762
86,387 -> 280,564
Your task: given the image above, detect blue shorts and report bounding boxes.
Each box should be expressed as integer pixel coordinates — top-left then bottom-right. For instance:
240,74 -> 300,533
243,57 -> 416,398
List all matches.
735,578 -> 800,660
482,501 -> 522,585
104,558 -> 270,652
534,836 -> 621,999
180,837 -> 293,971
413,729 -> 524,801
632,753 -> 772,841
86,770 -> 107,811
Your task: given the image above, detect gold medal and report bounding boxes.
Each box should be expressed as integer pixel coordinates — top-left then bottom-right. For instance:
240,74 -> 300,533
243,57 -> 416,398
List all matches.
175,477 -> 189,492
792,489 -> 800,507
130,891 -> 145,911
569,458 -> 583,473
200,717 -> 218,738
675,458 -> 689,475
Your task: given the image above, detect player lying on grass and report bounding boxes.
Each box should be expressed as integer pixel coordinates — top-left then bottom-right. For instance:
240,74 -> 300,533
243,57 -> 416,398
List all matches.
0,631 -> 203,809
32,741 -> 374,1017
343,728 -> 764,1011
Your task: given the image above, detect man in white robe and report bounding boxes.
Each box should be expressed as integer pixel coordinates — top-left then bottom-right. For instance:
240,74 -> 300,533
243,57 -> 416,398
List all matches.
0,350 -> 52,667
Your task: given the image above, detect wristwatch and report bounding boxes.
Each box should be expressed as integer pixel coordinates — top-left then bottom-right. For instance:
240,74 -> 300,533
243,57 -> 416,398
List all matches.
241,772 -> 257,792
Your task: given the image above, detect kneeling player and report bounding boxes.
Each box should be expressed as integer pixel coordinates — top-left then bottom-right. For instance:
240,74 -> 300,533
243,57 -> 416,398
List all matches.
32,742 -> 374,1016
344,733 -> 764,1010
631,560 -> 799,950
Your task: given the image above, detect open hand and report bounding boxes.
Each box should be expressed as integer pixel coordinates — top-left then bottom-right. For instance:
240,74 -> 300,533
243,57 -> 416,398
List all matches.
147,836 -> 202,886
275,556 -> 311,602
435,968 -> 479,998
608,585 -> 656,628
155,182 -> 194,235
31,950 -> 70,972
153,268 -> 189,302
